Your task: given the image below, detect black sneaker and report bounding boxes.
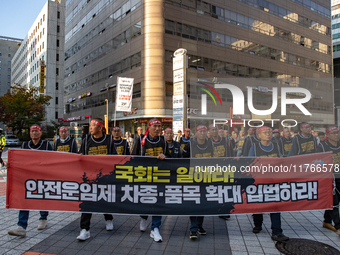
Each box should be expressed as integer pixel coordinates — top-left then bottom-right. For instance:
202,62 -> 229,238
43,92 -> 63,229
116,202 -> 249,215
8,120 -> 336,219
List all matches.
190,231 -> 198,239
252,226 -> 262,233
198,227 -> 206,235
271,233 -> 289,242
219,215 -> 230,220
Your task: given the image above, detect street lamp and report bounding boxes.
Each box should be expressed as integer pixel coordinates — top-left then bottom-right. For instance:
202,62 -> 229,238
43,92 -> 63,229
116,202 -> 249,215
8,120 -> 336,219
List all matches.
105,99 -> 108,134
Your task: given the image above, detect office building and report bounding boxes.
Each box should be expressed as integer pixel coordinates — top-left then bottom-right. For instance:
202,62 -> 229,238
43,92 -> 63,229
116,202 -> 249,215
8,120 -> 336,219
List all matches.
64,0 -> 333,134
11,0 -> 65,124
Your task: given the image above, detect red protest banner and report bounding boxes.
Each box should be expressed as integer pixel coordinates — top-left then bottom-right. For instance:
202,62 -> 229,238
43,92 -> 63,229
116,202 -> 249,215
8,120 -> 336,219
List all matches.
6,150 -> 333,215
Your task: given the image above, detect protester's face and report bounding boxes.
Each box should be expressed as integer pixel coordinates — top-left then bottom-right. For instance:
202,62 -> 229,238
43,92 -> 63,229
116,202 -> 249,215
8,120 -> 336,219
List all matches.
210,127 -> 218,137
90,122 -> 102,135
218,130 -> 225,137
284,131 -> 291,139
184,130 -> 191,138
232,131 -> 237,138
274,133 -> 280,138
224,130 -> 229,137
59,130 -> 68,139
178,131 -> 182,137
240,131 -> 244,137
248,129 -> 254,136
327,131 -> 340,143
149,124 -> 162,137
164,131 -> 174,142
30,128 -> 42,140
258,130 -> 272,142
137,129 -> 142,135
112,129 -> 121,139
319,135 -> 325,142
300,125 -> 311,135
207,131 -> 211,138
196,129 -> 207,140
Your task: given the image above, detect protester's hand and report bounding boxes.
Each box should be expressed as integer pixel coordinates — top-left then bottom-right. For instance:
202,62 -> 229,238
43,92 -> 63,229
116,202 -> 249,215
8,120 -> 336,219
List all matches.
4,162 -> 8,168
157,154 -> 166,160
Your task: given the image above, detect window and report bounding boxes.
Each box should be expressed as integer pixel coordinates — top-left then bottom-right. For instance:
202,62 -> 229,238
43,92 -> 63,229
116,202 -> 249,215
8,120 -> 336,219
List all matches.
7,82 -> 10,86
43,14 -> 45,21
7,75 -> 10,79
56,68 -> 59,75
8,68 -> 10,72
57,39 -> 59,47
55,111 -> 58,119
8,54 -> 10,57
57,11 -> 60,19
56,97 -> 58,104
57,25 -> 60,33
8,47 -> 11,50
56,54 -> 59,61
42,42 -> 44,49
56,82 -> 59,90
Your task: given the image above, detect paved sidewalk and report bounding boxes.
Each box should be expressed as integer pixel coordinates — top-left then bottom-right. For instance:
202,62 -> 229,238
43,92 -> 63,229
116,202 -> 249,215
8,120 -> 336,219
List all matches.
1,188 -> 340,255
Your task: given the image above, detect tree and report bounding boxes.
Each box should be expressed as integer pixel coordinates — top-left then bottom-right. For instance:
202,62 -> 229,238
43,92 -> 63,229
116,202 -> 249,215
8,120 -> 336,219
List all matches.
0,84 -> 52,136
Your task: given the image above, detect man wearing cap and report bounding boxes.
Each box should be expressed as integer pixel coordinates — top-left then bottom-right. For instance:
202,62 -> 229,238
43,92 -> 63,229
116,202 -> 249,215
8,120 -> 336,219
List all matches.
132,119 -> 166,242
248,126 -> 288,242
164,128 -> 182,158
288,122 -> 318,156
8,124 -> 53,237
179,128 -> 191,150
112,127 -> 130,155
53,127 -> 78,153
77,118 -> 117,241
278,128 -> 292,157
0,128 -> 6,167
241,128 -> 259,156
183,125 -> 214,240
318,126 -> 340,235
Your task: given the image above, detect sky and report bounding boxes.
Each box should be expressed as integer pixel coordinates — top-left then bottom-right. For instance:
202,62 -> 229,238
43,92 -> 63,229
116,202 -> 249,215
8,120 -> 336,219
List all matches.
0,0 -> 48,39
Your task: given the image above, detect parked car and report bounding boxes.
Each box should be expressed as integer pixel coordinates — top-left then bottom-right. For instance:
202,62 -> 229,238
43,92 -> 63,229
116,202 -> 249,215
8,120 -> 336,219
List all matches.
5,135 -> 22,147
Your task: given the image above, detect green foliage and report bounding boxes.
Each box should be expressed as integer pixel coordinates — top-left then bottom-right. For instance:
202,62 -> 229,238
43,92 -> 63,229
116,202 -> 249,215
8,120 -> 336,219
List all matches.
0,84 -> 52,136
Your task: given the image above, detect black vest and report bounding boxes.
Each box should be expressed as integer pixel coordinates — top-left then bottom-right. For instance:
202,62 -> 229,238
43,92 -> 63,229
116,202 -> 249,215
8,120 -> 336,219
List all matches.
253,142 -> 280,157
211,137 -> 228,157
84,134 -> 113,155
114,138 -> 128,155
166,141 -> 182,158
22,140 -> 50,150
54,137 -> 76,153
294,134 -> 317,155
280,137 -> 292,157
179,137 -> 190,150
319,141 -> 340,165
190,138 -> 214,158
140,135 -> 166,157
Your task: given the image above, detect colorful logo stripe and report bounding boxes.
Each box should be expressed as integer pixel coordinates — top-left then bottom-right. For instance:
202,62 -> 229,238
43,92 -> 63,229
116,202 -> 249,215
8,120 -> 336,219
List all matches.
198,82 -> 223,106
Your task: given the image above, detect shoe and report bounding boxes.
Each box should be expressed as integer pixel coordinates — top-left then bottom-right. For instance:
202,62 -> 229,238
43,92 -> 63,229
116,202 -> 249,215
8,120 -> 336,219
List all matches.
271,233 -> 289,242
150,228 -> 162,242
190,231 -> 198,239
323,221 -> 336,232
8,226 -> 26,237
140,218 -> 147,232
105,220 -> 113,231
77,229 -> 90,241
253,226 -> 262,233
198,227 -> 206,235
37,220 -> 47,230
219,215 -> 231,220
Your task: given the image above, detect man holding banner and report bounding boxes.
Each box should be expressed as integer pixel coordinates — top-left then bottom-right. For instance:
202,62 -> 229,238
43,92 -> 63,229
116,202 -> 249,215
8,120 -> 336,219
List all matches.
112,127 -> 130,155
164,128 -> 182,158
183,125 -> 213,240
288,122 -> 318,156
248,126 -> 289,242
318,126 -> 340,235
77,118 -> 117,241
53,127 -> 78,153
132,119 -> 166,242
8,124 -> 52,237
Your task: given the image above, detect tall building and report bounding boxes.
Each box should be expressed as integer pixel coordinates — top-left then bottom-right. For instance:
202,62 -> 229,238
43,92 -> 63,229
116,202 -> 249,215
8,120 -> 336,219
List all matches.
64,0 -> 333,135
332,0 -> 340,125
11,0 -> 65,124
0,36 -> 22,96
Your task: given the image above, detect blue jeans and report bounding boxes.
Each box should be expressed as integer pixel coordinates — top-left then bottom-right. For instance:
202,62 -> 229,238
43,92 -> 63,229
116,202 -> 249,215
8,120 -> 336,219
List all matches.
190,216 -> 204,232
253,213 -> 282,235
141,216 -> 162,230
18,210 -> 48,229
